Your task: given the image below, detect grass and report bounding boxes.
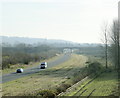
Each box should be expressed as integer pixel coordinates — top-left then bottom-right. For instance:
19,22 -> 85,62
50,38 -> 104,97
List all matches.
3,75 -> 65,96
2,54 -> 88,96
87,55 -> 113,67
2,54 -> 63,75
0,83 -> 2,97
63,70 -> 118,96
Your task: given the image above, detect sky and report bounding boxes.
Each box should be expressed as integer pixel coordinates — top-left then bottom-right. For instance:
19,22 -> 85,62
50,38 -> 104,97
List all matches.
0,0 -> 119,43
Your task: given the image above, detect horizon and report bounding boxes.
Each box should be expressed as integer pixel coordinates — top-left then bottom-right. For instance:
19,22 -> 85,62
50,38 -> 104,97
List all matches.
1,0 -> 119,43
1,35 -> 103,44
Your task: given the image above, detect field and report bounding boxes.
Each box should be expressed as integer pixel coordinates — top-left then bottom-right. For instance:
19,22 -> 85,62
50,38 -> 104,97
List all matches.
2,54 -> 88,96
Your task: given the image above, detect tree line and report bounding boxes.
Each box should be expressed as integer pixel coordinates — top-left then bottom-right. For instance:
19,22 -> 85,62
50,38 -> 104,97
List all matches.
2,43 -> 62,69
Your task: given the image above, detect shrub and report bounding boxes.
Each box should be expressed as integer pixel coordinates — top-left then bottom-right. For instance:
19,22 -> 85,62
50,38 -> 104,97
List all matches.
72,72 -> 88,84
85,61 -> 90,64
2,56 -> 11,69
37,90 -> 56,98
2,44 -> 62,70
87,61 -> 103,74
56,83 -> 71,94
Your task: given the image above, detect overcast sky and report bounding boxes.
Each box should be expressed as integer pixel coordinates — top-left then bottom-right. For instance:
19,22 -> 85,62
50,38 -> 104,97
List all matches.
0,0 -> 119,43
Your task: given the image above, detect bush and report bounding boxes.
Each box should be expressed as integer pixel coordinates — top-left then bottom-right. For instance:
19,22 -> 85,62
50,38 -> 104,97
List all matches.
2,44 -> 62,70
56,83 -> 71,94
37,90 -> 56,98
87,62 -> 103,74
72,72 -> 88,84
2,56 -> 11,69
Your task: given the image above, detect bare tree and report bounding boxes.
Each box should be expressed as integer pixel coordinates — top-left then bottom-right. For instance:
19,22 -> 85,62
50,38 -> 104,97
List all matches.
101,22 -> 109,69
110,20 -> 120,70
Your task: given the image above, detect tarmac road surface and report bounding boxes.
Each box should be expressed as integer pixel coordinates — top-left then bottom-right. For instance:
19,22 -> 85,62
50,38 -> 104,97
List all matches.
1,54 -> 71,83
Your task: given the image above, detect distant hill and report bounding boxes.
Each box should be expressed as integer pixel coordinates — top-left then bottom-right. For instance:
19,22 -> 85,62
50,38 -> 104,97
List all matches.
1,36 -> 102,47
1,36 -> 76,47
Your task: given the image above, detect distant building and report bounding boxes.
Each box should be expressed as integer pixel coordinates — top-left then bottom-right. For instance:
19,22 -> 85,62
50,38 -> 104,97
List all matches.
63,48 -> 72,54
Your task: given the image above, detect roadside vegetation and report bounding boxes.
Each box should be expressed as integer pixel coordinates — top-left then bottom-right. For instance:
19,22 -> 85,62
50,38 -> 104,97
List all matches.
2,43 -> 62,70
2,54 -> 63,74
75,46 -> 104,57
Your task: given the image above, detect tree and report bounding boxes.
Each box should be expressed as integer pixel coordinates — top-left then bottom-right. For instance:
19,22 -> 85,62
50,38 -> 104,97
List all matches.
101,22 -> 109,69
109,20 -> 120,71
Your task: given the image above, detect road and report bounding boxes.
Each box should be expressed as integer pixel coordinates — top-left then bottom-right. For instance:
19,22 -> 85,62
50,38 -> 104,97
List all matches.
1,54 -> 71,83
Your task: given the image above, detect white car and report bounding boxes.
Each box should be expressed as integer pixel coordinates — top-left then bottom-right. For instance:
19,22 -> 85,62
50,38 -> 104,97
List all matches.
40,62 -> 47,69
16,68 -> 23,73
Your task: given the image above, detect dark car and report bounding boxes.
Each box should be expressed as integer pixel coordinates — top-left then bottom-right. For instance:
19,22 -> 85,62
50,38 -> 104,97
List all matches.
16,68 -> 23,73
40,62 -> 47,69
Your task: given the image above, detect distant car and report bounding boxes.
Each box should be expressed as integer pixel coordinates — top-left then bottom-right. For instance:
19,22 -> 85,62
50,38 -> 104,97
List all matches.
16,68 -> 23,73
40,62 -> 47,69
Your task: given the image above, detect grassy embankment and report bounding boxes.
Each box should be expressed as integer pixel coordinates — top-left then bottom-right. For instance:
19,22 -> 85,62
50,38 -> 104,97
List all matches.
2,54 -> 63,75
60,70 -> 118,96
58,55 -> 118,97
2,54 -> 88,96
